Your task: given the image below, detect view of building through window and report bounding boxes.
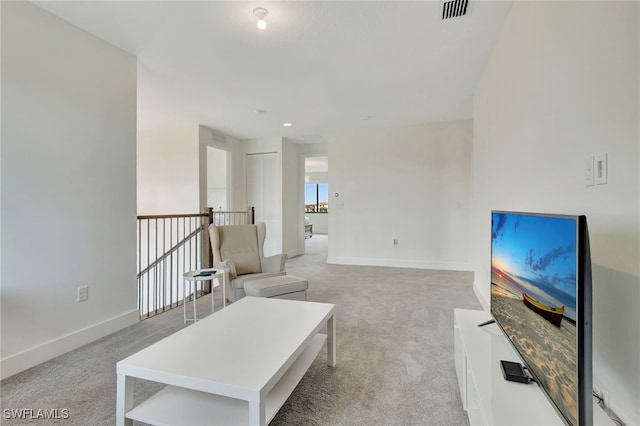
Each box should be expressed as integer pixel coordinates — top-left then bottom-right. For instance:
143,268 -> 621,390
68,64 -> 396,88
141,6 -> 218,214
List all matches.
305,183 -> 328,212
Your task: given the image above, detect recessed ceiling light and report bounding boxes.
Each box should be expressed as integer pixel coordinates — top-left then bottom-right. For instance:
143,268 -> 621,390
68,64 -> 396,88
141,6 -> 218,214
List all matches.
255,109 -> 265,115
360,115 -> 372,121
283,123 -> 293,127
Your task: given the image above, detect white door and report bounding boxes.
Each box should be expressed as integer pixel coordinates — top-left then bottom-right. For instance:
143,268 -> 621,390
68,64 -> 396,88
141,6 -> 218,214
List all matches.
246,153 -> 281,256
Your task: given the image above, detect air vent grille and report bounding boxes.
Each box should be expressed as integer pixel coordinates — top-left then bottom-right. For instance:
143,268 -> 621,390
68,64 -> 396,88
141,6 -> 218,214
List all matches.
442,0 -> 469,20
212,133 -> 226,144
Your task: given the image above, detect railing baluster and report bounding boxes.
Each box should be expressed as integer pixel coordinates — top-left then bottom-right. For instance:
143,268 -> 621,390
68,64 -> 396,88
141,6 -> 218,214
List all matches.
162,217 -> 166,312
147,219 -> 150,319
182,217 -> 187,303
136,209 -> 253,319
169,218 -> 173,308
174,217 -> 178,308
154,218 -> 158,316
192,216 -> 196,297
188,216 -> 192,298
138,219 -> 142,316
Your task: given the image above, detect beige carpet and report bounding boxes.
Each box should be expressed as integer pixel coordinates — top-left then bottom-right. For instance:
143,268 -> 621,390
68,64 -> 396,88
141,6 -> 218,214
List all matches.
1,235 -> 480,425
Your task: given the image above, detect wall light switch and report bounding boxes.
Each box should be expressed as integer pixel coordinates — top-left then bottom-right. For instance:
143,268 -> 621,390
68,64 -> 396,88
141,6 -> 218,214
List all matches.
595,153 -> 607,185
584,156 -> 594,187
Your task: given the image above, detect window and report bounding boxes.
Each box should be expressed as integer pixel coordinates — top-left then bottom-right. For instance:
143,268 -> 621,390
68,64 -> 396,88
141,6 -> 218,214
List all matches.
305,183 -> 328,212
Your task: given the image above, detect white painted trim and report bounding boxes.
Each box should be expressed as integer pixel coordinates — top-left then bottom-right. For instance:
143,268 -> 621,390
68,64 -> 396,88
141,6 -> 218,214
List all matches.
1,309 -> 139,379
326,256 -> 472,272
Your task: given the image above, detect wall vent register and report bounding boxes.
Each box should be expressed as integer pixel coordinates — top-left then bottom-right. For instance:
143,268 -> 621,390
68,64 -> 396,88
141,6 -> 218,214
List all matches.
442,0 -> 469,20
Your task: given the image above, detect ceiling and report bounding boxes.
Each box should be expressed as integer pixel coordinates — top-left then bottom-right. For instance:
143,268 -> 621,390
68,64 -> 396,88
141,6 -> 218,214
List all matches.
33,1 -> 513,143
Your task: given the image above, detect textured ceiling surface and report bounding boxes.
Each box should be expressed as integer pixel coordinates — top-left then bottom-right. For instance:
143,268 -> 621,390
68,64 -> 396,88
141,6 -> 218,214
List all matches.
33,1 -> 513,142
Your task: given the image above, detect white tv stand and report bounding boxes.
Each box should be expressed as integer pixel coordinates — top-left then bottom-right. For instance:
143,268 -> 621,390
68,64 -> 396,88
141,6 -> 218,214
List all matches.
453,309 -> 613,426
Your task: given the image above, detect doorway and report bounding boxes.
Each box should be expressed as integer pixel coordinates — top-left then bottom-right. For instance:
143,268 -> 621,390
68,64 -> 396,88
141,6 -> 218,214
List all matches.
304,155 -> 328,258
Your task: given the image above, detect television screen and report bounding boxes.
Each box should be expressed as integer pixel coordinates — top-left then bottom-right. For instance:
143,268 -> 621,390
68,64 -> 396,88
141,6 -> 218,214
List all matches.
490,210 -> 592,426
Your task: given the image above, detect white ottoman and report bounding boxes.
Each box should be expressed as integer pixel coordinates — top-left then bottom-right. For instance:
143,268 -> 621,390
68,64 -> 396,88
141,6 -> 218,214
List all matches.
244,275 -> 308,301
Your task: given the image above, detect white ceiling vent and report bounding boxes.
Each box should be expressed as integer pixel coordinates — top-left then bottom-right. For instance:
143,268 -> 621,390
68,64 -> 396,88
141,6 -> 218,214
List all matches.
442,0 -> 469,20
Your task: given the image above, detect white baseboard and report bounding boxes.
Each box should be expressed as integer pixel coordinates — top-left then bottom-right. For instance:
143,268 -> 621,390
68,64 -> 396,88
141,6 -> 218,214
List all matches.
326,256 -> 472,272
286,248 -> 304,259
1,309 -> 139,379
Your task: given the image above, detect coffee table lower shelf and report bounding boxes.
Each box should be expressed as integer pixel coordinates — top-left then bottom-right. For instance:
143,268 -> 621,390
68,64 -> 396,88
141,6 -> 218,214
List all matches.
126,334 -> 327,425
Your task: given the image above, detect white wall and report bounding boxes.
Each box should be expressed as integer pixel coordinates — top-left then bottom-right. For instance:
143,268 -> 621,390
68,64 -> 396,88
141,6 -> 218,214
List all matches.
328,121 -> 473,270
138,124 -> 244,215
137,125 -> 200,215
306,214 -> 328,235
282,139 -> 300,256
206,147 -> 227,210
472,2 -> 639,423
1,1 -> 138,378
305,215 -> 331,234
306,171 -> 328,182
198,125 -> 245,212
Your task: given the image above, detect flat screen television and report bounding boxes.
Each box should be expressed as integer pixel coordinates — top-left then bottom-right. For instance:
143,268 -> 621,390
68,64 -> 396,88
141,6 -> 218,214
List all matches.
490,210 -> 592,426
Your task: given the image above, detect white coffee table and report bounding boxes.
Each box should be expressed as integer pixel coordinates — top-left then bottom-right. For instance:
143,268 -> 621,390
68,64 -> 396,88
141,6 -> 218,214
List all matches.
116,297 -> 336,426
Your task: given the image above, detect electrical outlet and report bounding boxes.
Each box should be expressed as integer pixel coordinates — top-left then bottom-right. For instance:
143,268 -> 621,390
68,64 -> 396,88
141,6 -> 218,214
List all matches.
77,286 -> 88,302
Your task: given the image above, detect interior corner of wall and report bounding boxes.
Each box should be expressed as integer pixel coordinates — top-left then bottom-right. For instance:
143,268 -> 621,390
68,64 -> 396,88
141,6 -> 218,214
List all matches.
473,281 -> 490,310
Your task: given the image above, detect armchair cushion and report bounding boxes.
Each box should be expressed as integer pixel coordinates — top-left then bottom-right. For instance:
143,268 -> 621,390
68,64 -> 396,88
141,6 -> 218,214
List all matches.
232,271 -> 287,291
216,225 -> 261,275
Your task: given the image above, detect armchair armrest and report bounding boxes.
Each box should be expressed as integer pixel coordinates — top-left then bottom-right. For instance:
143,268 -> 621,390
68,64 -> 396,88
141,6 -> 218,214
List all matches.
261,253 -> 287,273
217,259 -> 237,279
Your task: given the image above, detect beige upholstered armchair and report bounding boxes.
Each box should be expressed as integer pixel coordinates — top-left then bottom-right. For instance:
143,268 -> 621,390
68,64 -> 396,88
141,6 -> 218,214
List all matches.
208,222 -> 287,302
